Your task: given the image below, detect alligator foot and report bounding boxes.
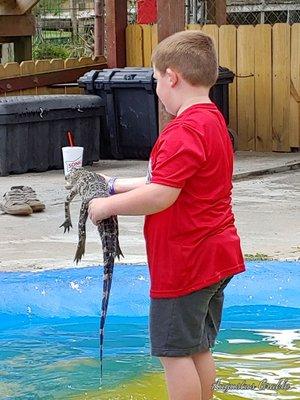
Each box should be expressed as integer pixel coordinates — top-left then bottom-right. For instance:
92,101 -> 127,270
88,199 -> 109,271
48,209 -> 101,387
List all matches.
60,219 -> 73,233
74,241 -> 85,264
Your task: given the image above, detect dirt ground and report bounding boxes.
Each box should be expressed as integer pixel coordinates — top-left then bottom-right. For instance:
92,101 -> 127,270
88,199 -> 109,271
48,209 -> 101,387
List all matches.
0,151 -> 299,272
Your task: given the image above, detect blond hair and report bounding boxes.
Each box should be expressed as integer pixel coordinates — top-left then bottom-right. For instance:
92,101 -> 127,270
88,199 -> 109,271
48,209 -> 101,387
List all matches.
151,30 -> 218,87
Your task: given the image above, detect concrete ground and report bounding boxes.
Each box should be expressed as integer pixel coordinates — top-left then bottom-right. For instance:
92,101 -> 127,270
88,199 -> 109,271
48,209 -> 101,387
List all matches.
0,151 -> 299,272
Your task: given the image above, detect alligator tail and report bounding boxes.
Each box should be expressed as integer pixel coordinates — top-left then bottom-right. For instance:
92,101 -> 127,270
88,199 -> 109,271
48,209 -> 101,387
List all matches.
99,258 -> 113,386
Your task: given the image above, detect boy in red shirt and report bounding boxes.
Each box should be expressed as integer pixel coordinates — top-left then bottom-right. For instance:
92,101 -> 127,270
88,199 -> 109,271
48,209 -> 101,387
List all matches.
88,30 -> 245,400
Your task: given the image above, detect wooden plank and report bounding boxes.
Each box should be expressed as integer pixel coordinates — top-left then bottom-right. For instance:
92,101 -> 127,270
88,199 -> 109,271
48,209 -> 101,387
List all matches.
0,37 -> 15,44
236,25 -> 255,150
186,24 -> 202,30
151,24 -> 158,51
16,0 -> 39,14
48,59 -> 65,94
0,15 -> 35,36
105,0 -> 127,68
0,0 -> 17,16
202,24 -> 219,62
3,62 -> 20,96
35,59 -> 51,95
272,23 -> 291,152
290,23 -> 300,148
64,58 -> 81,94
219,25 -> 237,133
254,24 -> 272,151
20,60 -> 36,95
78,56 -> 96,66
126,24 -> 143,67
0,58 -> 107,93
0,0 -> 39,15
141,24 -> 152,67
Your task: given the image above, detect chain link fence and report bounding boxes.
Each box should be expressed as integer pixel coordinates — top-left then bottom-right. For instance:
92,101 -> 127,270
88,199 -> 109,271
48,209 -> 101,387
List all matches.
32,0 -> 95,59
8,0 -> 297,61
128,0 -> 300,25
226,1 -> 300,25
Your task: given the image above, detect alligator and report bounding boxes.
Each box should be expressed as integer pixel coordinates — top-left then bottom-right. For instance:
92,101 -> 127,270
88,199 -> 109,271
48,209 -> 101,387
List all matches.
60,167 -> 123,384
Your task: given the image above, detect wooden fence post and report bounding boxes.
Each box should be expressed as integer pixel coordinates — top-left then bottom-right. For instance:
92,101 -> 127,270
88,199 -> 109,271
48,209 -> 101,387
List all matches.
157,0 -> 185,131
105,0 -> 127,68
207,0 -> 227,26
94,0 -> 104,56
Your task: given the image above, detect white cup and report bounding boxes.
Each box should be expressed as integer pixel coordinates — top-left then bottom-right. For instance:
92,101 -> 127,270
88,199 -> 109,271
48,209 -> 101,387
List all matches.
62,146 -> 84,176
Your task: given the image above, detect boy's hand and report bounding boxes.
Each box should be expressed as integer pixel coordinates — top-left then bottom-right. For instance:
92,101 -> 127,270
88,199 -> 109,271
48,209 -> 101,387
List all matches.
88,197 -> 111,225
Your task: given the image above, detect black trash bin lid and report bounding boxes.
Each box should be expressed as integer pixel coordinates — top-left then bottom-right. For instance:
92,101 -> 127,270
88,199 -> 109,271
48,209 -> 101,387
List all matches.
95,68 -> 155,88
0,95 -> 103,115
78,69 -> 102,88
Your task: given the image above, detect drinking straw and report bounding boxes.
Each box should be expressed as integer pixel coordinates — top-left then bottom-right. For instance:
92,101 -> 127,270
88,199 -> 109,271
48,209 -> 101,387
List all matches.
67,131 -> 75,147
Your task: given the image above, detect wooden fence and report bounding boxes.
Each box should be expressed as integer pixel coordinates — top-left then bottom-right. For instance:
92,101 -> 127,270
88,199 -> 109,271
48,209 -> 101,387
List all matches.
126,23 -> 300,152
0,56 -> 105,96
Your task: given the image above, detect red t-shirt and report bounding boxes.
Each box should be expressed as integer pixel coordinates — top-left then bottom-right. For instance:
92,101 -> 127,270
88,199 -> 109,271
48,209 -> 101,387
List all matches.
144,102 -> 245,299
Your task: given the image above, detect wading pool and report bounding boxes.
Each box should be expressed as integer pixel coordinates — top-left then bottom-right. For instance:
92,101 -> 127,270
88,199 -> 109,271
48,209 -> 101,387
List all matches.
0,261 -> 299,399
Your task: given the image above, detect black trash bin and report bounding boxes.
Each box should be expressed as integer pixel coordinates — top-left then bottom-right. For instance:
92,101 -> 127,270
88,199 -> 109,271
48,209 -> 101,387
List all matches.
209,66 -> 234,125
0,95 -> 103,176
79,68 -> 158,160
96,68 -> 158,160
79,68 -> 117,159
78,66 -> 236,159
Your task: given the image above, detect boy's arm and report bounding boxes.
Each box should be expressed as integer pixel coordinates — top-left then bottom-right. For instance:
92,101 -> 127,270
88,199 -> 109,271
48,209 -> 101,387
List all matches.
88,183 -> 181,225
100,174 -> 147,193
114,177 -> 147,193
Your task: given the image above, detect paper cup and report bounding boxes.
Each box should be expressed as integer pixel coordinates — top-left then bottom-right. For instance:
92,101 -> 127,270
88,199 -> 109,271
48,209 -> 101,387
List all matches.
62,146 -> 84,176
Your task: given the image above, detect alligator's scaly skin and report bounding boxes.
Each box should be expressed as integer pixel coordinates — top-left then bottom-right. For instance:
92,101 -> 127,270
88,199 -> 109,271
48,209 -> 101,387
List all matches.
60,167 -> 123,384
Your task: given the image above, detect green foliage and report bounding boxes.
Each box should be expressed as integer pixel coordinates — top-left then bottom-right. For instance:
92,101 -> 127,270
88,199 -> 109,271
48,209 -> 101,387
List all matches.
32,0 -> 94,60
32,33 -> 94,60
32,40 -> 70,60
34,0 -> 64,16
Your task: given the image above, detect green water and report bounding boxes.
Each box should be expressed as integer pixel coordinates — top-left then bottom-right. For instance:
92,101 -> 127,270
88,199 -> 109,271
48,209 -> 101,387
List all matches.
1,327 -> 299,400
69,329 -> 300,400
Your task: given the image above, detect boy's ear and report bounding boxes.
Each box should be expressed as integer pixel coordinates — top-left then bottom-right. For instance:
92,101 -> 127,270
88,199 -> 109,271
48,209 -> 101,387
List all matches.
166,68 -> 178,88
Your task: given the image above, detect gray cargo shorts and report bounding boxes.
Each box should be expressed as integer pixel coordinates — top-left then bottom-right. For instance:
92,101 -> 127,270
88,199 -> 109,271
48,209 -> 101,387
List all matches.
149,275 -> 233,357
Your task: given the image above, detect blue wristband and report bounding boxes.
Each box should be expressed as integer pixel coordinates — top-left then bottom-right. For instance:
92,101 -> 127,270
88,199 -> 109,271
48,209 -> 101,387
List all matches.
108,176 -> 117,195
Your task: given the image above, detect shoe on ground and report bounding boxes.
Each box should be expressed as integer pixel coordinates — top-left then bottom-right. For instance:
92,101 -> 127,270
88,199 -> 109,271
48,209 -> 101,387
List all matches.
11,186 -> 45,212
0,189 -> 33,216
